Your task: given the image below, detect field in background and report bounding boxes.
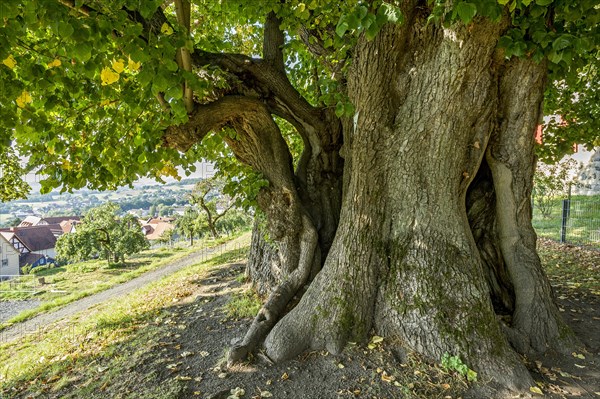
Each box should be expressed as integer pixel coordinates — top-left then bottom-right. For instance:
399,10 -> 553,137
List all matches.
532,195 -> 600,249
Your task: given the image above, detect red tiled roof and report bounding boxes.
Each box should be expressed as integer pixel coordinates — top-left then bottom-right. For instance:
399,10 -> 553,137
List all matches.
43,216 -> 81,224
144,222 -> 174,240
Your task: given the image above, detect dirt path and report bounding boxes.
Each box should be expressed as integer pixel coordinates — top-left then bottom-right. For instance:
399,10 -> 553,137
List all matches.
0,239 -> 242,344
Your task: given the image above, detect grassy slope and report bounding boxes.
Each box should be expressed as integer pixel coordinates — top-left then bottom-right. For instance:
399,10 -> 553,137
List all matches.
0,231 -> 249,330
0,236 -> 597,399
0,233 -> 251,398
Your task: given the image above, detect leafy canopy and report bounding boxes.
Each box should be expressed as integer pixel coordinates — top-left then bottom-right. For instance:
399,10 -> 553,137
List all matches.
1,0 -> 598,199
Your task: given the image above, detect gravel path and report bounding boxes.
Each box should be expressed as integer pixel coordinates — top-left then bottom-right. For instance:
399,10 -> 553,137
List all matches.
0,300 -> 41,325
0,239 -> 241,344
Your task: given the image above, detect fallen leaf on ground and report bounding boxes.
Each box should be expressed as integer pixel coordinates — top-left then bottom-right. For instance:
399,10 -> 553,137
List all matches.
530,386 -> 543,395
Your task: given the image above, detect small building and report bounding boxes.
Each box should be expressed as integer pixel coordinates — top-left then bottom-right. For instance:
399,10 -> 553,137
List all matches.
0,233 -> 20,277
0,224 -> 62,270
140,218 -> 175,241
18,215 -> 81,229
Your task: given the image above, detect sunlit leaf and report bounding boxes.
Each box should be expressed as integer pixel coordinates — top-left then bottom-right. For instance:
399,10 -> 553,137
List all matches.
161,22 -> 174,36
100,67 -> 120,85
3,54 -> 17,68
15,90 -> 32,108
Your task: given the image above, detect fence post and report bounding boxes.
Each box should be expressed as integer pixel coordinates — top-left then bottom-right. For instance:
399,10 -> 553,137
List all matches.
560,199 -> 571,243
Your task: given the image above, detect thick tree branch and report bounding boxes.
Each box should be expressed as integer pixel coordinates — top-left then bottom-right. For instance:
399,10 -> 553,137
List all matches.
163,96 -> 266,152
263,12 -> 286,73
191,51 -> 331,141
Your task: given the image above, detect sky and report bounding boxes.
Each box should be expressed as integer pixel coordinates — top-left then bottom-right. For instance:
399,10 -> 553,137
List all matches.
18,147 -> 598,195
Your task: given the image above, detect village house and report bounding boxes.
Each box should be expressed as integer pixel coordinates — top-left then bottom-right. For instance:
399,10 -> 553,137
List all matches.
0,233 -> 20,277
19,215 -> 81,233
140,217 -> 176,242
0,224 -> 63,270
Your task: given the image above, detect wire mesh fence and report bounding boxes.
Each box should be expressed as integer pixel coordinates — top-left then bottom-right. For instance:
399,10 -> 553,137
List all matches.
532,195 -> 600,249
0,275 -> 44,293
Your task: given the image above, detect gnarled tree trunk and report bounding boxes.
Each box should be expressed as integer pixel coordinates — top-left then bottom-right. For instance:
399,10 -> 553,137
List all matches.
162,6 -> 572,393
262,14 -> 569,392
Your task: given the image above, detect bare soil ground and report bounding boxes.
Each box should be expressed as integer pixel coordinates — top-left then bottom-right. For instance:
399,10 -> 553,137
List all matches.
2,239 -> 598,399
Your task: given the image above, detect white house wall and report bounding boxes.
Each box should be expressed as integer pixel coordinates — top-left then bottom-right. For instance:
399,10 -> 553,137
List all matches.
0,237 -> 20,276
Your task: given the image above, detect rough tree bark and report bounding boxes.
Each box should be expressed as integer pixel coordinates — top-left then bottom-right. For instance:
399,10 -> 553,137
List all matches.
486,58 -> 574,354
261,12 -> 568,392
160,5 -> 573,393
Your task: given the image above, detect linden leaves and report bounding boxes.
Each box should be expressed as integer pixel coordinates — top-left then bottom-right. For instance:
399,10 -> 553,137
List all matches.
100,58 -> 141,86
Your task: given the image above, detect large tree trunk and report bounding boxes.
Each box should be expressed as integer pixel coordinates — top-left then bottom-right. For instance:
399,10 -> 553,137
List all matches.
261,14 -> 568,392
161,4 -> 571,393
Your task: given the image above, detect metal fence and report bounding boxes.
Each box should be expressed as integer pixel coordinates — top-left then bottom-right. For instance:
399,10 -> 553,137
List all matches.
532,196 -> 600,248
0,275 -> 44,293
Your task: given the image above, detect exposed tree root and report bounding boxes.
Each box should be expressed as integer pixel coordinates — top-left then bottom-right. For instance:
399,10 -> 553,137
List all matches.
227,213 -> 318,365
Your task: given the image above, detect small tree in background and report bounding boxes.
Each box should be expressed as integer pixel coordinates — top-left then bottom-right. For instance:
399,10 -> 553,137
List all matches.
56,202 -> 149,265
188,177 -> 239,239
174,207 -> 205,246
156,227 -> 176,247
533,159 -> 580,218
216,209 -> 253,236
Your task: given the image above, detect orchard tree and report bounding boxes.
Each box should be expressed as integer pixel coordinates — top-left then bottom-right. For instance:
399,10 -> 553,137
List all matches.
56,202 -> 149,264
1,0 -> 599,393
188,177 -> 238,238
174,206 -> 204,245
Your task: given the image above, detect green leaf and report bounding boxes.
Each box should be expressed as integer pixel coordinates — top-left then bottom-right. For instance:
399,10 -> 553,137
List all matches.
0,1 -> 20,19
547,49 -> 563,64
165,85 -> 183,100
335,101 -> 345,117
378,3 -> 403,24
335,18 -> 349,37
72,43 -> 92,62
535,0 -> 553,5
529,5 -> 547,17
574,37 -> 593,53
152,73 -> 170,93
365,21 -> 381,40
344,102 -> 355,117
138,0 -> 160,18
509,41 -> 528,57
552,35 -> 573,51
456,2 -> 478,24
59,21 -> 74,38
